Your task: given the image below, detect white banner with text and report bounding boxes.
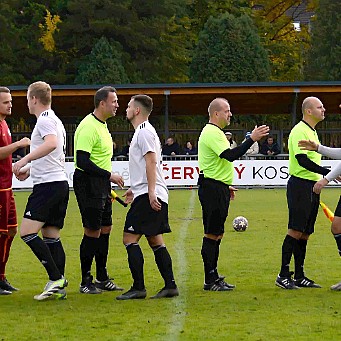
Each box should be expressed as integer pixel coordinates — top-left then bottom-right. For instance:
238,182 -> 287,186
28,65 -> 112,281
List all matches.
12,160 -> 341,189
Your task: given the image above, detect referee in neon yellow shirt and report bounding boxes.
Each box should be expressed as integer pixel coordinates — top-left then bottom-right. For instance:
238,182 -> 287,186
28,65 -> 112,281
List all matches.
74,86 -> 124,294
275,97 -> 330,290
198,97 -> 269,291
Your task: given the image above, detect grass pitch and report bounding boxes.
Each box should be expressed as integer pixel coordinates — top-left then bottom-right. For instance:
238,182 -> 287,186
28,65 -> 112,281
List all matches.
1,188 -> 341,340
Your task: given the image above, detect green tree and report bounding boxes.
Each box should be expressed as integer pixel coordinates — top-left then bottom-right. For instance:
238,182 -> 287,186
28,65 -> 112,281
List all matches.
56,0 -> 191,84
190,13 -> 271,82
187,0 -> 251,35
75,36 -> 129,85
0,1 -> 27,84
0,0 -> 71,85
304,0 -> 341,80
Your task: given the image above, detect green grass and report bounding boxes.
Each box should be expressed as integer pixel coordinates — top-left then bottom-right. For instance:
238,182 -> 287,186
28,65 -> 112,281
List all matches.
2,188 -> 341,340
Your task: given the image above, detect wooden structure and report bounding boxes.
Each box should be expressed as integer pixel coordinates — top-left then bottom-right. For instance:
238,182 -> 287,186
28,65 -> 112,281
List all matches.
8,82 -> 341,155
9,81 -> 341,119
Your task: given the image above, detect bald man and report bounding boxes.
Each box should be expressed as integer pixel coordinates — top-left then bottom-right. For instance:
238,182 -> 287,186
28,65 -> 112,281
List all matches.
275,96 -> 329,290
197,97 -> 269,291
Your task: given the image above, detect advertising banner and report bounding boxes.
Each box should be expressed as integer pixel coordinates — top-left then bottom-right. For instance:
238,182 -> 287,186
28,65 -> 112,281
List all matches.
12,160 -> 339,189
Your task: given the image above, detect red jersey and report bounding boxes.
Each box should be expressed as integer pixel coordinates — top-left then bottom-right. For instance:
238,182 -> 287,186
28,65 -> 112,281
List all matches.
0,120 -> 13,189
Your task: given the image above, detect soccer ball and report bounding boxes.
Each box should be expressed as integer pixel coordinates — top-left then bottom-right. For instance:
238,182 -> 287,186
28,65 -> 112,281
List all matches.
232,216 -> 248,232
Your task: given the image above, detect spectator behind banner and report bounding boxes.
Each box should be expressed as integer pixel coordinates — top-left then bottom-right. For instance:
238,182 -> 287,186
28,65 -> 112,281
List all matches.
242,131 -> 259,156
121,139 -> 131,158
183,141 -> 197,155
225,132 -> 237,149
162,137 -> 180,156
112,141 -> 120,160
260,135 -> 280,157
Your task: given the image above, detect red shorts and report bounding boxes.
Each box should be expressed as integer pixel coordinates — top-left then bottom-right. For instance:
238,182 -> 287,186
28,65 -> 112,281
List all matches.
0,189 -> 17,233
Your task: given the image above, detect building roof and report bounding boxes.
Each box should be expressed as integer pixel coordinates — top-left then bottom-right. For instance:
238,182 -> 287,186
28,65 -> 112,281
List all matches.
9,81 -> 341,120
286,1 -> 315,25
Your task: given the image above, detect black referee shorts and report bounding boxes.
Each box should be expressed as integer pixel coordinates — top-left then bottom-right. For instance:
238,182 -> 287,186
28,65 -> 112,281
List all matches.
287,175 -> 320,234
124,193 -> 171,237
73,169 -> 112,230
198,177 -> 230,235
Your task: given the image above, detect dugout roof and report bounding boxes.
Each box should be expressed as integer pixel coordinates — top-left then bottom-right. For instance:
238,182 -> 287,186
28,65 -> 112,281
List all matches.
9,81 -> 341,123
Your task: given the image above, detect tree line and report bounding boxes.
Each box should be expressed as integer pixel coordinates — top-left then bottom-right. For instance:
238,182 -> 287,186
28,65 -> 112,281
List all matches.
0,0 -> 339,86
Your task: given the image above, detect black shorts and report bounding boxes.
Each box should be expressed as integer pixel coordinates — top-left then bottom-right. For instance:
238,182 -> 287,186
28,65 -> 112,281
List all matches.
198,177 -> 230,235
73,169 -> 112,230
24,181 -> 69,229
334,196 -> 341,217
124,193 -> 171,237
287,175 -> 320,234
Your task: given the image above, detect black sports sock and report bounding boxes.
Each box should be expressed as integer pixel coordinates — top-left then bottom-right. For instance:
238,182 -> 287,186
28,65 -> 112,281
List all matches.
21,233 -> 61,281
44,237 -> 66,276
152,245 -> 176,289
333,233 -> 341,256
201,236 -> 219,284
213,239 -> 221,278
279,234 -> 297,277
80,234 -> 99,283
294,239 -> 307,279
126,243 -> 145,290
95,233 -> 110,281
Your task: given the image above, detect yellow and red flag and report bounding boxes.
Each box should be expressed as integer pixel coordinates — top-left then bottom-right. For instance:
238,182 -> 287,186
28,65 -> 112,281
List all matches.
320,201 -> 334,222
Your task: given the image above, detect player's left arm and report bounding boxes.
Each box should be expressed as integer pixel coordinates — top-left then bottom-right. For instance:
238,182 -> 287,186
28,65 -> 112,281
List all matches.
220,125 -> 269,161
220,138 -> 254,161
145,151 -> 161,212
295,154 -> 329,176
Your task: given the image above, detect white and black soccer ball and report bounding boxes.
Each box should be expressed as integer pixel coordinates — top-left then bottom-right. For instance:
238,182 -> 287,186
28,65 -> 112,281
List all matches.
232,216 -> 248,232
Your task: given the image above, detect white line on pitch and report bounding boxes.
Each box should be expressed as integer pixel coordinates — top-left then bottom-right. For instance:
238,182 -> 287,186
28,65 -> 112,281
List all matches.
165,189 -> 196,341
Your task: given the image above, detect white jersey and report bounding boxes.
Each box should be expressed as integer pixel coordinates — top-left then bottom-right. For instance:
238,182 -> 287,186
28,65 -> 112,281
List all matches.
30,109 -> 67,185
129,121 -> 168,203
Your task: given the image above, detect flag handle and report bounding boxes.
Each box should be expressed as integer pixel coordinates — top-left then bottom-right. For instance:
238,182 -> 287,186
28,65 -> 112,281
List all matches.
111,189 -> 128,207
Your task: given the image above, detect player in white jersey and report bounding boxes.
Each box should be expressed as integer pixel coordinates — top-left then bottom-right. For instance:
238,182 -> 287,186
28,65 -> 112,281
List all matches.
12,81 -> 68,301
116,95 -> 179,300
28,110 -> 67,184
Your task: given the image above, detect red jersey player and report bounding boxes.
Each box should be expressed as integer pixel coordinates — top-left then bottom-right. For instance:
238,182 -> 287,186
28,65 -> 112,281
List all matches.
0,86 -> 30,295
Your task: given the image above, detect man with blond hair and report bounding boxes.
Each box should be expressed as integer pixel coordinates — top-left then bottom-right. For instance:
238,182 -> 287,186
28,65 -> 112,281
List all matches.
13,81 -> 69,300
